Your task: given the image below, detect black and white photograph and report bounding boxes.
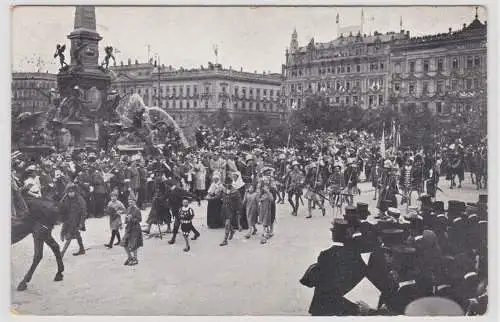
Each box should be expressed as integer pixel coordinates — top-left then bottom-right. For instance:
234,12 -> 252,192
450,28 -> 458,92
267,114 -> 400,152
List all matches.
9,4 -> 491,316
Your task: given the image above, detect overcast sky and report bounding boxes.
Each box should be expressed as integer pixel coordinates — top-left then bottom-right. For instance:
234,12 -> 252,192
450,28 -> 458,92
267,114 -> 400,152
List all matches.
11,5 -> 487,74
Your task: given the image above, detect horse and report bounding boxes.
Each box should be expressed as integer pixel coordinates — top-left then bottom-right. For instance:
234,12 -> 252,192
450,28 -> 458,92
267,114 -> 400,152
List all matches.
11,180 -> 64,291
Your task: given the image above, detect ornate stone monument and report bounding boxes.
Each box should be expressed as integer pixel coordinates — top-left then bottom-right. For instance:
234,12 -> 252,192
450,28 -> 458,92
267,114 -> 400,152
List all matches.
56,6 -> 111,147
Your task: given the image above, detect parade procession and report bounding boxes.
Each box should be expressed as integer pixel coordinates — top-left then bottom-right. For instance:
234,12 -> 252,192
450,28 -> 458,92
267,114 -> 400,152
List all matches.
10,5 -> 489,317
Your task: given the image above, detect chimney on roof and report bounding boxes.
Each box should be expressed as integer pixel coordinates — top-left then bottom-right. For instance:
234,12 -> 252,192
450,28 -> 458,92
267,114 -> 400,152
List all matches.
135,59 -> 138,65
240,67 -> 243,72
406,31 -> 410,37
127,58 -> 131,65
121,61 -> 123,66
463,23 -> 466,29
449,27 -> 452,33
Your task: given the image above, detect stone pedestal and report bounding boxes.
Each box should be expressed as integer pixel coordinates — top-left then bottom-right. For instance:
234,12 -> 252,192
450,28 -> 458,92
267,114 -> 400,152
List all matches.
55,6 -> 111,149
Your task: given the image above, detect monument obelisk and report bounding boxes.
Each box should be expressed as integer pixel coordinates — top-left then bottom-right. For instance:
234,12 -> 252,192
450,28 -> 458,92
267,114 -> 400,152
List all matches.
56,6 -> 111,148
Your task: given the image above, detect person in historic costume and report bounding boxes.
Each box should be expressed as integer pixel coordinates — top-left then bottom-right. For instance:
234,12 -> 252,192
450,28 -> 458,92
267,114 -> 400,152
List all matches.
193,157 -> 207,203
206,171 -> 224,229
258,183 -> 275,244
59,183 -> 88,258
104,190 -> 125,248
300,219 -> 370,316
400,157 -> 414,205
377,163 -> 400,215
143,174 -> 171,234
369,160 -> 383,201
90,162 -> 107,217
231,171 -> 248,230
304,161 -> 326,218
242,183 -> 259,238
284,161 -> 305,216
167,181 -> 200,245
344,158 -> 359,205
178,198 -> 196,252
121,191 -> 143,266
219,176 -> 242,246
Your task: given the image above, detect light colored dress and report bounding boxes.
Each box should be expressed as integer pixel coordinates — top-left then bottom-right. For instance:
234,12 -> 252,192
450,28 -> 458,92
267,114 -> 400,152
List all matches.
243,191 -> 259,226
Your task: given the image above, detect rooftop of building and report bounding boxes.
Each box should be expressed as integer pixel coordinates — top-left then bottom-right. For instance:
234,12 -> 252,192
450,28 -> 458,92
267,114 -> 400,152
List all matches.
394,16 -> 486,46
113,60 -> 282,80
12,72 -> 57,80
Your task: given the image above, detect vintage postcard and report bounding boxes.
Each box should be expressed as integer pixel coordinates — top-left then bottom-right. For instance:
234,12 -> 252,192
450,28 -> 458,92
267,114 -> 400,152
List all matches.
10,5 -> 488,316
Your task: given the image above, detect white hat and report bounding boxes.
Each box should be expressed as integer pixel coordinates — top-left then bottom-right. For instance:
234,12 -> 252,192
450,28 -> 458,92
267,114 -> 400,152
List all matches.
384,160 -> 392,168
26,165 -> 37,171
292,160 -> 300,167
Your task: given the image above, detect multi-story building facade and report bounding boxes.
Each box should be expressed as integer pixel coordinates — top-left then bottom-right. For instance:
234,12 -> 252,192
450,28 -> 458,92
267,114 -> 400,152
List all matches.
283,28 -> 409,110
11,72 -> 58,114
389,14 -> 487,115
149,63 -> 283,127
283,12 -> 487,116
110,61 -> 283,127
110,59 -> 155,106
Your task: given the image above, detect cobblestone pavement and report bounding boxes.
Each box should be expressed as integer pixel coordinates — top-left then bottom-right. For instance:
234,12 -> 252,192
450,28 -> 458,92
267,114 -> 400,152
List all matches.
11,176 -> 485,315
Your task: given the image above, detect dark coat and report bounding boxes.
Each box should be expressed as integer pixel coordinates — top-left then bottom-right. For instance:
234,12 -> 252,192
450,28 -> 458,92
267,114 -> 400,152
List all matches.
301,244 -> 366,316
59,194 -> 87,241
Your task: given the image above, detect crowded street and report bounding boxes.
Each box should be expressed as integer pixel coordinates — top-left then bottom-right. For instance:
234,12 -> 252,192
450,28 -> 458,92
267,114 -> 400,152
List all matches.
11,178 -> 485,315
11,5 -> 489,317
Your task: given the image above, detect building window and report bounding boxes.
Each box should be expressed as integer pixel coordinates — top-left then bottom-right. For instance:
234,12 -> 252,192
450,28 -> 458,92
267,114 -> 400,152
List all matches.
452,58 -> 459,69
436,102 -> 442,114
355,80 -> 361,89
186,101 -> 190,109
345,96 -> 350,105
423,60 -> 429,72
194,101 -> 197,108
234,102 -> 238,109
368,95 -> 374,108
466,79 -> 472,90
437,59 -> 444,72
467,57 -> 473,69
353,96 -> 358,104
205,100 -> 209,108
194,86 -> 198,94
249,88 -> 253,96
347,65 -> 351,73
356,64 -> 361,73
346,82 -> 351,90
409,83 -> 415,94
378,95 -> 384,105
451,79 -> 458,90
423,81 -> 429,93
204,86 -> 209,94
380,62 -> 384,70
394,83 -> 401,91
474,79 -> 479,89
422,102 -> 429,110
187,87 -> 190,96
474,56 -> 481,67
335,97 -> 340,104
234,87 -> 239,95
409,62 -> 415,73
270,89 -> 274,96
437,80 -> 445,93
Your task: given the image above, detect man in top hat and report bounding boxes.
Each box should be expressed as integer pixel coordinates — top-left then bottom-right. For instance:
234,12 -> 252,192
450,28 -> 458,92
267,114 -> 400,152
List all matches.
300,219 -> 369,316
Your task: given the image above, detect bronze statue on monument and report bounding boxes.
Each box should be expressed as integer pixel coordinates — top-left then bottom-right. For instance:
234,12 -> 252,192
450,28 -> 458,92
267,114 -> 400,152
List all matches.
53,44 -> 68,70
100,46 -> 116,72
70,39 -> 88,70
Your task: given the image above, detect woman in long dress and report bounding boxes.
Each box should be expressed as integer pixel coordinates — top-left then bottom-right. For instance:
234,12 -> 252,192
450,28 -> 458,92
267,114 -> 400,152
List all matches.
194,158 -> 207,203
206,172 -> 224,228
